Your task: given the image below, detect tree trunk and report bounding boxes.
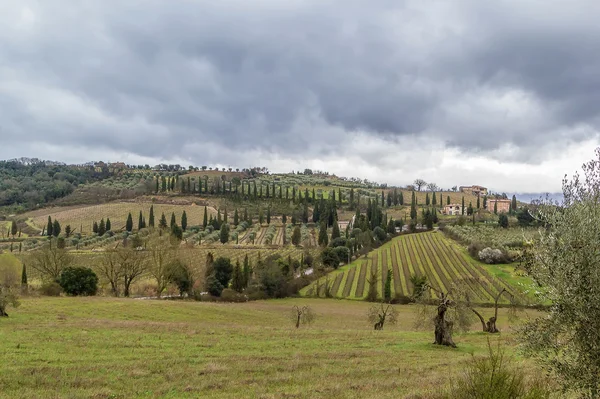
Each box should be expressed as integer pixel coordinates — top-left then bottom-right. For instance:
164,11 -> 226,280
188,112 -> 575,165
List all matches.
486,317 -> 499,333
471,308 -> 488,332
296,313 -> 301,328
434,304 -> 456,347
0,308 -> 8,317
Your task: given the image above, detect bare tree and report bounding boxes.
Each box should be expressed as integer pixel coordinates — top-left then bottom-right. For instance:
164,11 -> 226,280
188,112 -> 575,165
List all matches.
426,182 -> 439,192
414,179 -> 427,191
28,239 -> 73,281
100,245 -> 149,297
469,288 -> 518,333
290,305 -> 315,328
367,303 -> 398,330
148,236 -> 176,297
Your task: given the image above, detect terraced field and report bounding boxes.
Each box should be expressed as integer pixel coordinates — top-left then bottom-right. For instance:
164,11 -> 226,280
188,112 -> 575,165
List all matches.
26,202 -> 217,235
302,231 -> 528,304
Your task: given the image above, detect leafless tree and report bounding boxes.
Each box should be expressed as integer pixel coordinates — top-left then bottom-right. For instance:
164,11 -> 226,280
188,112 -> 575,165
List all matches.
414,179 -> 427,191
28,239 -> 73,281
469,288 -> 519,333
367,303 -> 398,330
290,305 -> 315,328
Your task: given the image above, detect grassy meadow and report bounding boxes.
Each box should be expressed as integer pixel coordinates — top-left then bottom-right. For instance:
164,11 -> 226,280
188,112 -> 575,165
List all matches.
0,297 -> 547,399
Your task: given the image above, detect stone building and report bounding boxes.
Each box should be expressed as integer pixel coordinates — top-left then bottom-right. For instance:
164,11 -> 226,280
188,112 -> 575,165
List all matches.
487,199 -> 511,213
459,185 -> 488,196
443,204 -> 464,216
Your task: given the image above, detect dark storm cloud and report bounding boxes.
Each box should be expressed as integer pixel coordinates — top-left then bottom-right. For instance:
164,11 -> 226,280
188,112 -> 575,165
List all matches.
1,0 -> 600,164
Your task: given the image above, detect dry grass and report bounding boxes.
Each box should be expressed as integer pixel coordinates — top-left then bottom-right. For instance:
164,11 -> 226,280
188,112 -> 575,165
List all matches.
0,297 -> 546,399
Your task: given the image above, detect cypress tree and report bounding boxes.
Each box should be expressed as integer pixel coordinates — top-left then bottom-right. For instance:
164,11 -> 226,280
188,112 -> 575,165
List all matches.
266,184 -> 270,198
52,220 -> 61,237
384,267 -> 392,302
302,203 -> 309,223
253,181 -> 258,199
93,221 -> 99,234
217,210 -> 222,226
381,190 -> 385,207
259,208 -> 264,224
203,206 -> 208,228
399,191 -> 404,205
242,254 -> 250,288
266,207 -> 271,224
155,178 -> 159,193
432,191 -> 437,206
98,219 -> 106,236
21,263 -> 27,286
318,221 -> 328,246
447,195 -> 451,205
461,197 -> 465,215
331,220 -> 341,240
161,176 -> 167,192
47,216 -> 53,237
483,196 -> 488,209
223,209 -> 228,224
292,186 -> 296,203
170,212 -> 176,228
232,260 -> 244,292
477,196 -> 481,209
181,210 -> 187,231
282,214 -> 287,224
10,220 -> 17,237
220,223 -> 229,244
65,225 -> 71,238
286,186 -> 289,200
149,205 -> 155,228
126,213 -> 133,232
350,188 -> 355,208
339,188 -> 342,206
106,218 -> 111,231
159,213 -> 168,229
234,209 -> 239,226
494,201 -> 498,214
244,208 -> 249,223
511,195 -> 518,214
410,192 -> 417,220
138,211 -> 144,230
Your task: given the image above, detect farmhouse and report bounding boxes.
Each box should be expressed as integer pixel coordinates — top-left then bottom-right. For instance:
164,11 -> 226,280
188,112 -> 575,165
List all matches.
443,204 -> 464,215
459,185 -> 488,196
487,199 -> 511,213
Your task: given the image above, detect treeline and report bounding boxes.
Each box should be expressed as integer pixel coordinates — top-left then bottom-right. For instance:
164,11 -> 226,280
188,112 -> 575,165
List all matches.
0,160 -> 111,211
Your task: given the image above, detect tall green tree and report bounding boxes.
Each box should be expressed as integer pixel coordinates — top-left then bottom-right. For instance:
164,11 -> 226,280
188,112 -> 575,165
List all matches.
242,254 -> 250,288
266,207 -> 271,224
10,220 -> 17,237
384,267 -> 392,302
98,219 -> 106,236
461,196 -> 465,215
181,210 -> 187,232
318,221 -> 329,246
331,221 -> 341,240
292,226 -> 301,246
432,191 -> 437,206
231,260 -> 244,292
106,218 -> 111,232
220,223 -> 229,244
476,196 -> 480,209
426,192 -> 430,206
159,213 -> 168,229
21,263 -> 28,286
126,212 -> 133,232
447,195 -> 450,205
47,216 -> 53,237
410,192 -> 417,220
52,220 -> 61,237
170,212 -> 176,228
233,209 -> 239,226
203,206 -> 208,228
494,201 -> 498,215
511,195 -> 517,214
138,211 -> 144,230
149,205 -> 155,228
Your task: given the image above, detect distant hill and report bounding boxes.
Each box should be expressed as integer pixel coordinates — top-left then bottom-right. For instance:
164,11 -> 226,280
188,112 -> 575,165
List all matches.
510,192 -> 563,204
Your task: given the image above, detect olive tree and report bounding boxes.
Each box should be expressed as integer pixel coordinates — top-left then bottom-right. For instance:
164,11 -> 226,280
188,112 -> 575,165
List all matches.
520,148 -> 600,396
367,303 -> 398,330
290,305 -> 315,328
0,286 -> 19,317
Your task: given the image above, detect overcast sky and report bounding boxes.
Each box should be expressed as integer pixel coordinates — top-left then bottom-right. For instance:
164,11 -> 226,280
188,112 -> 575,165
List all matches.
1,1 -> 599,192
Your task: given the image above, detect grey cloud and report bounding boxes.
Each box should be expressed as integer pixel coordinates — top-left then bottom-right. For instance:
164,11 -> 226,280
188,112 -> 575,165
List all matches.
1,0 -> 600,165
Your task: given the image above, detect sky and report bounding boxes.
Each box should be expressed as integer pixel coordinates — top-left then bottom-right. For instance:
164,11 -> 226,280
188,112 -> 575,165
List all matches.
1,1 -> 600,193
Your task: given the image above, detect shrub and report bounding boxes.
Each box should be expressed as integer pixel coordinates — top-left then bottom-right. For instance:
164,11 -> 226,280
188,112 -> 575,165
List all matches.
205,275 -> 224,297
39,281 -> 63,296
58,267 -> 98,296
220,288 -> 247,302
478,247 -> 505,264
438,340 -> 551,399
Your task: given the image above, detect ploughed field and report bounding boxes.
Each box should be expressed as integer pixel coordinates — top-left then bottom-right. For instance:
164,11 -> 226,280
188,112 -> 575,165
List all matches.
302,232 -> 529,304
0,297 -> 539,399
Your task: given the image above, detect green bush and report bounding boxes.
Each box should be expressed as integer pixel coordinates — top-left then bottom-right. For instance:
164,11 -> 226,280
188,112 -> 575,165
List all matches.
58,267 -> 98,296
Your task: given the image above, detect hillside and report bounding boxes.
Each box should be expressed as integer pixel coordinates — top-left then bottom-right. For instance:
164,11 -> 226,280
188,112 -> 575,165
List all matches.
302,231 -> 532,304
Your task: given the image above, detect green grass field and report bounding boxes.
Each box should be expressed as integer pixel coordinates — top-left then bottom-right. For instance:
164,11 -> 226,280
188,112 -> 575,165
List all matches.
0,297 -> 545,399
302,232 -> 535,304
